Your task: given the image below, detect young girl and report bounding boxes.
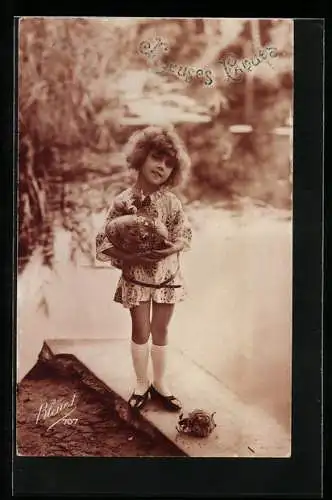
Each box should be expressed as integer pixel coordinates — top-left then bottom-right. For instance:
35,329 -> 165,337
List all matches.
96,126 -> 192,412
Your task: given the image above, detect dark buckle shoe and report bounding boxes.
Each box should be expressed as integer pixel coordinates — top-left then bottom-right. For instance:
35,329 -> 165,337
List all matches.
128,388 -> 150,411
149,385 -> 182,412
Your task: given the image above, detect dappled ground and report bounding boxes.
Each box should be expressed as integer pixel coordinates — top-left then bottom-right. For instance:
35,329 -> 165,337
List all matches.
16,357 -> 184,457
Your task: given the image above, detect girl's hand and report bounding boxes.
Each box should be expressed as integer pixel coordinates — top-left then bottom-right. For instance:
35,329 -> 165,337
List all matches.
137,255 -> 159,264
124,253 -> 149,265
123,252 -> 158,266
148,240 -> 184,259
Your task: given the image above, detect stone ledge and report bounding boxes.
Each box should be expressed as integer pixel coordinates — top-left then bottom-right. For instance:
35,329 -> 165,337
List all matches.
38,341 -> 187,456
42,338 -> 291,458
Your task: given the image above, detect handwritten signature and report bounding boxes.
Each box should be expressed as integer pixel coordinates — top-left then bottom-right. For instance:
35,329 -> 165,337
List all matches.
35,393 -> 78,431
218,47 -> 278,82
138,37 -> 215,87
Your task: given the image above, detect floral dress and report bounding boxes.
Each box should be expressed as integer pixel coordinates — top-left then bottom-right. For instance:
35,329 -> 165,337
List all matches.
96,186 -> 192,309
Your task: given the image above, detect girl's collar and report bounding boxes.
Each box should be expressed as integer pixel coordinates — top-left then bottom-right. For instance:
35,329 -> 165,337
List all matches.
132,184 -> 167,201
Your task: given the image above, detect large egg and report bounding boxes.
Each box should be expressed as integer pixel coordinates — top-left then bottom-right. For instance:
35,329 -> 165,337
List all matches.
105,214 -> 169,253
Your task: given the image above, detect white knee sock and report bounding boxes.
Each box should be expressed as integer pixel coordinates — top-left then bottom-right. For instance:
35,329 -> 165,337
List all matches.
131,340 -> 150,395
150,343 -> 171,396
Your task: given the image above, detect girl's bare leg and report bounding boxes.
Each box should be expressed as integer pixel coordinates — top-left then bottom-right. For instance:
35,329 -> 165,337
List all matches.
130,300 -> 151,344
129,301 -> 151,396
150,302 -> 174,346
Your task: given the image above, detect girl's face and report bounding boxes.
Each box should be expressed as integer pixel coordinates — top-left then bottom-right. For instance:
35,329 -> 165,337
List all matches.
140,150 -> 175,187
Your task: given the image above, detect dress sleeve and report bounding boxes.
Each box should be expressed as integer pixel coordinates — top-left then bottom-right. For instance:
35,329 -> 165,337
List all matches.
167,196 -> 192,252
95,198 -> 123,267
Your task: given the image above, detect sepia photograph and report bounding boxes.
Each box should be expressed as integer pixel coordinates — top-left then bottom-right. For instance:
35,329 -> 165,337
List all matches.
16,17 -> 293,459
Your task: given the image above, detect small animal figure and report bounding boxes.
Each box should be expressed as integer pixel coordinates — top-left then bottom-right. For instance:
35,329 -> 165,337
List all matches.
176,409 -> 217,438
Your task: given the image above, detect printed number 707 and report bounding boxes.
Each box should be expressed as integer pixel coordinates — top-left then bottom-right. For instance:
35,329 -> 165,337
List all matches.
63,418 -> 78,425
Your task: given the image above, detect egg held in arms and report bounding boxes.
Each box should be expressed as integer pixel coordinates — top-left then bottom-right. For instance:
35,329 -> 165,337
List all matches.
105,214 -> 169,254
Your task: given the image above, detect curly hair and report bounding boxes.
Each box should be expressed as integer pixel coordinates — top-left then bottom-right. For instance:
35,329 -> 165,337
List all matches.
123,125 -> 191,188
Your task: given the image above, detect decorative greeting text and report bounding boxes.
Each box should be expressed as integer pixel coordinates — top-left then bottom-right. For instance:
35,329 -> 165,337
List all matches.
218,47 -> 278,82
138,37 -> 215,87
